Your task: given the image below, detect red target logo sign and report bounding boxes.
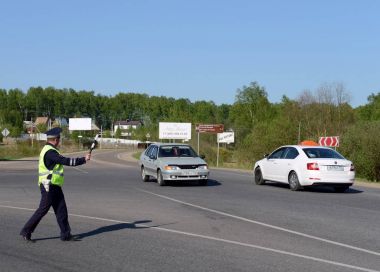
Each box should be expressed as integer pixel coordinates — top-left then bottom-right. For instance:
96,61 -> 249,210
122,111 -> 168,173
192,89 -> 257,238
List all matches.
319,136 -> 339,147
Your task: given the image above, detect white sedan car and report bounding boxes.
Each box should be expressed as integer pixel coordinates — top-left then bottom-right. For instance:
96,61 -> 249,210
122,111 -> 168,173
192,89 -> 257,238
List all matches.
253,145 -> 355,192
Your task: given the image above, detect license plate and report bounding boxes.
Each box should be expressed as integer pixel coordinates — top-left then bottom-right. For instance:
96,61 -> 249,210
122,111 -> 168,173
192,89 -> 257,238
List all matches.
183,170 -> 196,175
327,165 -> 344,171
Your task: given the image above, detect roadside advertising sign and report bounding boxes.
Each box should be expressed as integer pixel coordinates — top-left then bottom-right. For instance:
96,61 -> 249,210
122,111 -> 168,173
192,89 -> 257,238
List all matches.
159,122 -> 192,140
217,132 -> 235,144
195,124 -> 224,133
319,136 -> 339,147
69,118 -> 92,131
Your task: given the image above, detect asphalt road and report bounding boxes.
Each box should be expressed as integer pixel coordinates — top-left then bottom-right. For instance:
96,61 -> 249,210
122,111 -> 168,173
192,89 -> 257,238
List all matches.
0,149 -> 379,272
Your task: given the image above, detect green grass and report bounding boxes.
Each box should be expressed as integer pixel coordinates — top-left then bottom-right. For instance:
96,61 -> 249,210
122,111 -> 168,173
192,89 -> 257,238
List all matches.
0,141 -> 80,160
132,151 -> 142,160
0,142 -> 42,160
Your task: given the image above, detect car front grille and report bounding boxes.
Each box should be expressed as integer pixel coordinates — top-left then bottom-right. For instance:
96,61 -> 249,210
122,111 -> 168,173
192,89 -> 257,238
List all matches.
178,165 -> 199,169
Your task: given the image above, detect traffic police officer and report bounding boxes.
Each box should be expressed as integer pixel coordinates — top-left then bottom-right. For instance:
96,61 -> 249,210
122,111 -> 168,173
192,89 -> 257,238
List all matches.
20,127 -> 91,242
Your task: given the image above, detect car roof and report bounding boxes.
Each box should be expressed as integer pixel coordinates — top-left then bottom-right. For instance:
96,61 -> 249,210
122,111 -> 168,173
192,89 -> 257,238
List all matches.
280,145 -> 333,149
150,142 -> 192,147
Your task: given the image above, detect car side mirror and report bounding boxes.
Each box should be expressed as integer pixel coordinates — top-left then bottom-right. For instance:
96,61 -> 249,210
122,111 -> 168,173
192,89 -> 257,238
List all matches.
264,153 -> 269,158
200,154 -> 206,159
149,155 -> 156,160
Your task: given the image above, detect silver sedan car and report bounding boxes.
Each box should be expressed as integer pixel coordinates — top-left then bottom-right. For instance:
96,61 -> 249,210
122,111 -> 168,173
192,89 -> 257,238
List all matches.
139,143 -> 209,186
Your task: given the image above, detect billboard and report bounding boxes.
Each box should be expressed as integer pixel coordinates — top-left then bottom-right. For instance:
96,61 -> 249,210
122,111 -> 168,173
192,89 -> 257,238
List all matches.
159,122 -> 192,140
69,118 -> 92,131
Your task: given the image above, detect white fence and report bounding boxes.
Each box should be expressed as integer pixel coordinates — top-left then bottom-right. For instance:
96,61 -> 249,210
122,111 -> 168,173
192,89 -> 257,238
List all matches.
98,138 -> 140,148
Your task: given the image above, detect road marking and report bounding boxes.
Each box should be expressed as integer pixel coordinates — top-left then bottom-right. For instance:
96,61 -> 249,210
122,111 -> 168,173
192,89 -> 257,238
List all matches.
71,167 -> 89,174
0,204 -> 378,272
137,188 -> 380,257
90,158 -> 134,168
212,169 -> 251,178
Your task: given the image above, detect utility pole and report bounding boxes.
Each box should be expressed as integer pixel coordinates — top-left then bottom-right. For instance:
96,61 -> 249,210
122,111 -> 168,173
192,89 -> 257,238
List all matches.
298,122 -> 301,144
31,116 -> 34,147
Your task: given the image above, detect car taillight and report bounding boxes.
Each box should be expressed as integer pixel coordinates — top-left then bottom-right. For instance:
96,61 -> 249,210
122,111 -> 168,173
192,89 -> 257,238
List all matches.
350,164 -> 355,171
307,162 -> 319,170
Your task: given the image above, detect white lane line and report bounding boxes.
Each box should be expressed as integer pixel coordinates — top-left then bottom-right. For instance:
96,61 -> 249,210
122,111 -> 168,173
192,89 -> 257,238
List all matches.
137,188 -> 380,257
90,158 -> 134,168
71,167 -> 89,174
212,169 -> 251,178
0,204 -> 378,272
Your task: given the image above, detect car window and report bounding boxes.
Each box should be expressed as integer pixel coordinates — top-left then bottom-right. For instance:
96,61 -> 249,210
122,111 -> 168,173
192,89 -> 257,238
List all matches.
150,146 -> 158,159
158,145 -> 198,157
268,148 -> 286,159
178,146 -> 197,157
302,148 -> 345,159
144,145 -> 154,156
284,147 -> 299,159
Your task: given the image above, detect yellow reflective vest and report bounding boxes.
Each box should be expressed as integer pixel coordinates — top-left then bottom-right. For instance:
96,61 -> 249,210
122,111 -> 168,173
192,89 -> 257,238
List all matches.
38,145 -> 64,187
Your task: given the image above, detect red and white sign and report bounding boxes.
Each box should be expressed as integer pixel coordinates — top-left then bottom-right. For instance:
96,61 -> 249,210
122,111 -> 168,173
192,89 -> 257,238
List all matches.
319,136 -> 339,147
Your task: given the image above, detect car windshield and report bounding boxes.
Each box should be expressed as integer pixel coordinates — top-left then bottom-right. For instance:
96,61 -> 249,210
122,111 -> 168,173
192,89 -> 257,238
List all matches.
302,148 -> 345,159
158,145 -> 198,158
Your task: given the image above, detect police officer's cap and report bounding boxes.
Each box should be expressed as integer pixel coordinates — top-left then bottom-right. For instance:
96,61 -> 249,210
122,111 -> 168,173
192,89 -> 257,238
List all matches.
46,127 -> 62,139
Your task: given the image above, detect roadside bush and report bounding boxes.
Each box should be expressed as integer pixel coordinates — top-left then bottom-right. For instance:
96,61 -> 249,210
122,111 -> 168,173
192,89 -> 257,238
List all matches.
340,121 -> 380,181
199,144 -> 217,167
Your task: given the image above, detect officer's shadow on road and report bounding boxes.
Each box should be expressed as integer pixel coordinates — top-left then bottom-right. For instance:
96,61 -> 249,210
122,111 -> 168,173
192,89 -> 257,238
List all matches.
76,220 -> 154,239
34,220 -> 171,242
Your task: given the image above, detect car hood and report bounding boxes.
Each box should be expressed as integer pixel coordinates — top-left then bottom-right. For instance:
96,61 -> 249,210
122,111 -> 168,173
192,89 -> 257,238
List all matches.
158,157 -> 207,165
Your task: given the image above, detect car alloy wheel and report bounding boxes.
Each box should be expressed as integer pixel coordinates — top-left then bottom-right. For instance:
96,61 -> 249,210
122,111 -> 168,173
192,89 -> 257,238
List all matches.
288,171 -> 302,191
157,170 -> 166,186
254,167 -> 265,185
141,167 -> 149,182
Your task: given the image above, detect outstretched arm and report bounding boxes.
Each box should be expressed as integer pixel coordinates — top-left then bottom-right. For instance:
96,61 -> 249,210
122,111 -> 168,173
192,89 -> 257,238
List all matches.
45,150 -> 90,168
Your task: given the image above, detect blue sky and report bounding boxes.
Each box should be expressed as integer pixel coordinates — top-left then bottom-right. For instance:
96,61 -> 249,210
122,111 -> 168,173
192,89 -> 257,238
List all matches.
1,0 -> 379,107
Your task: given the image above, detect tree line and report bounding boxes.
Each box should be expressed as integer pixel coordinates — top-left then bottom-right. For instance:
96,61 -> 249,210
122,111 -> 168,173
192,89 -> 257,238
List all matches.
0,83 -> 379,181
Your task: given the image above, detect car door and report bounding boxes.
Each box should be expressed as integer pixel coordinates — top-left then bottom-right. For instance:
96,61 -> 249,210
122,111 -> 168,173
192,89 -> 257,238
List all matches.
264,147 -> 287,181
144,145 -> 158,176
280,147 -> 300,182
140,145 -> 153,173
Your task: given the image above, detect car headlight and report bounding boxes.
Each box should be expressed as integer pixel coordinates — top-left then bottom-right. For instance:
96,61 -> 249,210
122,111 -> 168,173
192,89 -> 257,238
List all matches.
164,165 -> 179,170
198,165 -> 208,170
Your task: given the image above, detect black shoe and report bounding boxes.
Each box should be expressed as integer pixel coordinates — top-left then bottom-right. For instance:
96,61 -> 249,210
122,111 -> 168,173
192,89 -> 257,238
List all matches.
61,234 -> 81,242
21,235 -> 35,243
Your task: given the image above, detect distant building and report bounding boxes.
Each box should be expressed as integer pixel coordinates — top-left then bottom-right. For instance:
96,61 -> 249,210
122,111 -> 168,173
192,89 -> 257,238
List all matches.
54,117 -> 68,127
23,117 -> 51,134
91,122 -> 100,131
113,120 -> 143,137
23,121 -> 34,134
24,117 -> 80,134
35,117 -> 50,127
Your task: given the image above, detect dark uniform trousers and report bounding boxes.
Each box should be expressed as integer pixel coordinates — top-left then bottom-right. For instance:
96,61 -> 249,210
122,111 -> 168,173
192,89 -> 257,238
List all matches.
20,184 -> 71,240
